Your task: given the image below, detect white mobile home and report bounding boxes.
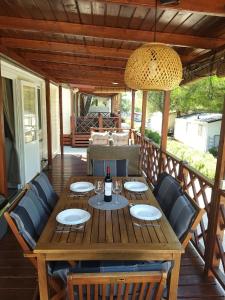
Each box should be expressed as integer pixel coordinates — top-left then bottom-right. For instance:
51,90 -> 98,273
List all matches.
174,113 -> 222,152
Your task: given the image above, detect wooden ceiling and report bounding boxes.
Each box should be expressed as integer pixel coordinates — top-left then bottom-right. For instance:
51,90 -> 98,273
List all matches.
0,0 -> 225,92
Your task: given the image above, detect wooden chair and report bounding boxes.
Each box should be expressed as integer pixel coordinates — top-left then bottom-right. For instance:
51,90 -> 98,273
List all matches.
4,189 -> 66,300
67,271 -> 167,300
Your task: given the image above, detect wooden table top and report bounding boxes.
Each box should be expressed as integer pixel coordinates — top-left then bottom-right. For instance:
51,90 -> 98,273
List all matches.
34,176 -> 183,260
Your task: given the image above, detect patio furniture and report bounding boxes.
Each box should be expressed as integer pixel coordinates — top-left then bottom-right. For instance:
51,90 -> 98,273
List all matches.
67,270 -> 167,300
168,193 -> 205,249
92,159 -> 128,176
153,172 -> 182,217
30,172 -> 59,214
87,145 -> 141,176
4,188 -> 68,300
34,175 -> 183,300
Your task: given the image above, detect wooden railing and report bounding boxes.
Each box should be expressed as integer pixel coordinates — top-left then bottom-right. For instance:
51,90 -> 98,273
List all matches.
71,112 -> 121,133
134,131 -> 225,289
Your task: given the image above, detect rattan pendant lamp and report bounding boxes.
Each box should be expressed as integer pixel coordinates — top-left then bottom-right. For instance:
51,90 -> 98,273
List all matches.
124,1 -> 182,91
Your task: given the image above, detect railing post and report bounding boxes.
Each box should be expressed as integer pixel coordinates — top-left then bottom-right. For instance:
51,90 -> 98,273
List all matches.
98,113 -> 103,130
205,97 -> 225,277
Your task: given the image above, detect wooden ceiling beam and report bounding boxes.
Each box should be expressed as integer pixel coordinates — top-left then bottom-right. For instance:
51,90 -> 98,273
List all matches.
0,38 -> 207,66
0,17 -> 224,49
33,61 -> 125,75
22,52 -> 126,69
1,37 -> 131,59
98,0 -> 225,17
0,42 -> 55,81
55,77 -> 126,87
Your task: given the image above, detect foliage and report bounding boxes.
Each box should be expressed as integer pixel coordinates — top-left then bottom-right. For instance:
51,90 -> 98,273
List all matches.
208,147 -> 218,158
167,139 -> 216,180
170,76 -> 225,115
144,129 -> 161,145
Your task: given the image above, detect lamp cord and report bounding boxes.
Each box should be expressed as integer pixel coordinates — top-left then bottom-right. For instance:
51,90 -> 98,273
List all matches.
154,0 -> 158,42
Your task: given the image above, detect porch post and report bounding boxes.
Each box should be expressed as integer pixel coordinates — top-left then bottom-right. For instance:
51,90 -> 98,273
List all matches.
131,90 -> 135,129
140,91 -> 148,137
59,85 -> 64,156
0,70 -> 7,196
45,79 -> 52,165
159,91 -> 170,173
205,97 -> 225,276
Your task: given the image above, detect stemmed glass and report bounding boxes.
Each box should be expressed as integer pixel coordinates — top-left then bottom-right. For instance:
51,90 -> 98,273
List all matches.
94,180 -> 104,206
112,180 -> 122,205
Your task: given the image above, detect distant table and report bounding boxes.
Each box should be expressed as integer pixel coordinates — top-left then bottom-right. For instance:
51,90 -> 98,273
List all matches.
34,176 -> 183,300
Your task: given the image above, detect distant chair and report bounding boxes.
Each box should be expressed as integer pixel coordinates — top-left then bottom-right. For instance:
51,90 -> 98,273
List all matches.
92,159 -> 128,177
67,270 -> 167,300
153,172 -> 182,217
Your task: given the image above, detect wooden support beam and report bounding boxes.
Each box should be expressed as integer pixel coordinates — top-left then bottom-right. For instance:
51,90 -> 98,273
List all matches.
96,0 -> 225,17
205,96 -> 225,275
33,61 -> 125,75
59,85 -> 63,156
1,38 -> 131,59
159,91 -> 170,173
22,52 -> 126,70
140,91 -> 148,137
160,91 -> 170,153
0,69 -> 7,196
0,17 -> 224,49
131,90 -> 135,129
45,79 -> 52,165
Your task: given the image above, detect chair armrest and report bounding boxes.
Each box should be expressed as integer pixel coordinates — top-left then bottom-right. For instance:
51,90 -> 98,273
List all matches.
24,251 -> 37,258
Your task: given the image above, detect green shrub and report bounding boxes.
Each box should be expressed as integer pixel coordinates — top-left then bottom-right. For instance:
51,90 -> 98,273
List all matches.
208,147 -> 218,157
144,129 -> 161,144
167,139 -> 216,180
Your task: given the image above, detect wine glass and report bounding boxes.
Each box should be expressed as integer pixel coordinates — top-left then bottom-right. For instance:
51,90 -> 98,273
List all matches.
112,180 -> 122,205
94,180 -> 104,206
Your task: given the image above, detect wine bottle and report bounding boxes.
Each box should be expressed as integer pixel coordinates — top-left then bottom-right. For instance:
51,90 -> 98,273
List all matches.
104,165 -> 112,202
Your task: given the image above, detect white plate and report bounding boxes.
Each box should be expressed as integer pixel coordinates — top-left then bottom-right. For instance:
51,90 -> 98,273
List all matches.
124,181 -> 148,193
70,182 -> 94,193
130,204 -> 162,221
56,209 -> 91,225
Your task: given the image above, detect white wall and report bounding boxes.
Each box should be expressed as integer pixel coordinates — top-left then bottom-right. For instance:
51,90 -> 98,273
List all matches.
174,118 -> 208,152
207,120 -> 221,150
1,59 -> 46,185
62,88 -> 71,134
50,83 -> 60,157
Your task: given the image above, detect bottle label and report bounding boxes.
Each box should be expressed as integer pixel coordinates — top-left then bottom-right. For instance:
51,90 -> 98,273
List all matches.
105,182 -> 112,196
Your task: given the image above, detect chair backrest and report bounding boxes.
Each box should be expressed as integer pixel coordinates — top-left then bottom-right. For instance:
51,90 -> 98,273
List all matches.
92,159 -> 128,177
153,172 -> 182,217
87,145 -> 141,176
30,172 -> 58,213
67,271 -> 167,300
168,193 -> 205,248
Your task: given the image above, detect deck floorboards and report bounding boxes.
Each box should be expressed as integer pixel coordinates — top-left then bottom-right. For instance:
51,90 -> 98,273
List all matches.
0,153 -> 224,299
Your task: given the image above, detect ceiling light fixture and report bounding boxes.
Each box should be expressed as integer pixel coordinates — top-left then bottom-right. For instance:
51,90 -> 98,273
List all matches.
124,0 -> 182,91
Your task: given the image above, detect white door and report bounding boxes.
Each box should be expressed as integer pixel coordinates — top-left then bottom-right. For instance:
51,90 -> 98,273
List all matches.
21,81 -> 40,183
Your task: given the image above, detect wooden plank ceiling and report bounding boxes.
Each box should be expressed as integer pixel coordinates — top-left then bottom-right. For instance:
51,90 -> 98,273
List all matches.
0,0 -> 224,92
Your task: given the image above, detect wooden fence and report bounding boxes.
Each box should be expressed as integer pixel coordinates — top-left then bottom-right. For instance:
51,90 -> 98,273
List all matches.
134,131 -> 225,289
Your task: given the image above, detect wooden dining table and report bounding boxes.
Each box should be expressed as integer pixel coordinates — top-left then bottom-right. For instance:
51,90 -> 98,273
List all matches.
34,176 -> 184,300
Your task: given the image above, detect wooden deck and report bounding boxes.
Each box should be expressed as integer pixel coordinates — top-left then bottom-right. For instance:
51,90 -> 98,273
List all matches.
0,153 -> 224,300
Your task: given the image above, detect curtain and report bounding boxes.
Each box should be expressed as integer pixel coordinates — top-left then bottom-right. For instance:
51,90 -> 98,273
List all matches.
2,78 -> 20,187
